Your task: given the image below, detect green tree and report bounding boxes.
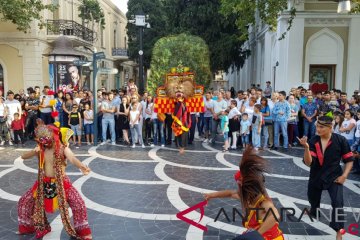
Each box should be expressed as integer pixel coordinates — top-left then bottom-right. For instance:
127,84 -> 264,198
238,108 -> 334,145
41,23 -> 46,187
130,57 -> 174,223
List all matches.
126,0 -> 168,69
78,0 -> 105,29
163,0 -> 249,73
148,34 -> 212,94
0,0 -> 57,32
220,0 -> 360,41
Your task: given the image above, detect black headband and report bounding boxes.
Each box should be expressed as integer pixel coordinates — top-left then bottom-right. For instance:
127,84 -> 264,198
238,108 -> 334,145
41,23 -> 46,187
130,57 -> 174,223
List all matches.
316,120 -> 332,127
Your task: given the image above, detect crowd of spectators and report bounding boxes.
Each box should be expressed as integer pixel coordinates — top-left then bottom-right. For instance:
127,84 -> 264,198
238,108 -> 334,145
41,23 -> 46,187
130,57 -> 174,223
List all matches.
0,80 -> 359,174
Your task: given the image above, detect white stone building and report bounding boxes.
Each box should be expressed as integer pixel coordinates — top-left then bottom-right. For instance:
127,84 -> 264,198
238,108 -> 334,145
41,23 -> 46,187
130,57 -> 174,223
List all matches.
225,0 -> 360,93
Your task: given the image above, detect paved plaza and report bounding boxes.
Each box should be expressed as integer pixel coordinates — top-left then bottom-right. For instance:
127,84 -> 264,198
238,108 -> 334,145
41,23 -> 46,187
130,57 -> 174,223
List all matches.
0,138 -> 359,240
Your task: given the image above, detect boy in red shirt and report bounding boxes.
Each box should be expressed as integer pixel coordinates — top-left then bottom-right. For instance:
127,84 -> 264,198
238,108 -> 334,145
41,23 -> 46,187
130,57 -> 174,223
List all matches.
11,113 -> 25,145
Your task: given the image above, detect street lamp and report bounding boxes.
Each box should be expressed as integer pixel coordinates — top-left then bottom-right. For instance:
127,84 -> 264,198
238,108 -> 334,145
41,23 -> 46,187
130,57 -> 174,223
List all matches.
337,0 -> 351,13
129,11 -> 150,94
273,61 -> 279,91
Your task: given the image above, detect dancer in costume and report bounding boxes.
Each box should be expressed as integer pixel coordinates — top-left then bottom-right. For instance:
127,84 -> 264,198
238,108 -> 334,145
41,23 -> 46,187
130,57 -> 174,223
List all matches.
153,65 -> 204,154
298,116 -> 354,240
204,147 -> 284,240
172,89 -> 192,154
17,124 -> 92,239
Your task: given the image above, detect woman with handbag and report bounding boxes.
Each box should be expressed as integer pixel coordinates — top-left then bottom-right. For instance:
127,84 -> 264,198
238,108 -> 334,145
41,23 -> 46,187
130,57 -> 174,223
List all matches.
0,97 -> 11,145
287,95 -> 300,147
116,97 -> 130,145
260,97 -> 271,150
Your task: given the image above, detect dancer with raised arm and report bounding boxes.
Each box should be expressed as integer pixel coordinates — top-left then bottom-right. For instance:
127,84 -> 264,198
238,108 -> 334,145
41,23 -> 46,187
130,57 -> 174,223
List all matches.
204,147 -> 284,240
17,124 -> 92,239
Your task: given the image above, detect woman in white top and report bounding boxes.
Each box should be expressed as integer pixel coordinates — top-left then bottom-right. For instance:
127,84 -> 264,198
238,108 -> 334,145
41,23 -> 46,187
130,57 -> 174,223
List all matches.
144,96 -> 153,145
0,98 -> 11,145
339,109 -> 356,146
129,95 -> 145,148
241,97 -> 256,122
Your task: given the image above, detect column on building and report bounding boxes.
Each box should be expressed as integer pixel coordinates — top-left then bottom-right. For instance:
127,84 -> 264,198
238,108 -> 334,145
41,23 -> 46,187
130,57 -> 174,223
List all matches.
255,40 -> 262,86
346,17 -> 360,93
22,40 -> 48,90
276,16 -> 305,92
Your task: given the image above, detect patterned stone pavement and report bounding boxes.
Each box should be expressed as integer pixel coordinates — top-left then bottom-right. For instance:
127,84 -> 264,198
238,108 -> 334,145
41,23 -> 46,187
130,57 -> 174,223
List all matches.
0,138 -> 359,240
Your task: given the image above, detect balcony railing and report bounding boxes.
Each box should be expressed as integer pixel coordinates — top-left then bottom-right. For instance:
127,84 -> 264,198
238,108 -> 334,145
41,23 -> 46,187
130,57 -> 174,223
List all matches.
112,48 -> 128,57
47,19 -> 95,43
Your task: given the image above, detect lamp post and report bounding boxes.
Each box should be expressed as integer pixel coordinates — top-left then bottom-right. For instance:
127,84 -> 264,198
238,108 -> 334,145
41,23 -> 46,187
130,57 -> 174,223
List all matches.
129,12 -> 150,94
273,61 -> 279,91
337,0 -> 351,13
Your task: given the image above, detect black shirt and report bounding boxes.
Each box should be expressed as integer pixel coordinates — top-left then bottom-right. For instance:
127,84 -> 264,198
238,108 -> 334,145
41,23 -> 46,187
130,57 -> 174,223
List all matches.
307,133 -> 354,189
69,112 -> 80,125
26,98 -> 40,115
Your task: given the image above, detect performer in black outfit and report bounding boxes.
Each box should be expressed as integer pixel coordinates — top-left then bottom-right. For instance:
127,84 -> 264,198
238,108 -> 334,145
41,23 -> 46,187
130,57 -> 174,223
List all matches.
298,116 -> 354,240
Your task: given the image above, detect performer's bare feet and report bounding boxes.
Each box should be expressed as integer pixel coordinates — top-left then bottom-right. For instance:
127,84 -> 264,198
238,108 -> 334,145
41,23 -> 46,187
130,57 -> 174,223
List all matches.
336,230 -> 343,240
179,148 -> 185,154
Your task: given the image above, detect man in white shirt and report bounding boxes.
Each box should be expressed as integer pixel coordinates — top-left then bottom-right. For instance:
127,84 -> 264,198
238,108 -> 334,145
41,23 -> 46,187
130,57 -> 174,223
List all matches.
267,92 -> 278,148
5,90 -> 22,143
210,92 -> 228,143
39,86 -> 54,125
235,91 -> 244,111
224,90 -> 233,107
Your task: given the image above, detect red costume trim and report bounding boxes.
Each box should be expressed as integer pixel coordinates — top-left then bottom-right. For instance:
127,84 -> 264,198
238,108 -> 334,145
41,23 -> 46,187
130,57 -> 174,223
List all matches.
314,141 -> 332,166
31,177 -> 72,213
243,195 -> 284,240
342,152 -> 353,159
310,151 -> 317,158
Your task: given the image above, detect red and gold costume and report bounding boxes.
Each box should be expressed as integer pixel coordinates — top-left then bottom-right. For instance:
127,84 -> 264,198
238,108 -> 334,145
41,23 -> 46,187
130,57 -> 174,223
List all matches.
17,125 -> 91,239
242,194 -> 284,240
154,66 -> 204,148
234,148 -> 284,240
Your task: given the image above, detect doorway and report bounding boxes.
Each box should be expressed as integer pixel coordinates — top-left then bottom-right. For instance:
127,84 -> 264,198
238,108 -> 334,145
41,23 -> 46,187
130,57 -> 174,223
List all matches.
309,65 -> 336,90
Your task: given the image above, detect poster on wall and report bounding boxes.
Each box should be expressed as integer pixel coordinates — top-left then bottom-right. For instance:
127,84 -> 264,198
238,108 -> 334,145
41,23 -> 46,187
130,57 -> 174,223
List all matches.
49,63 -> 54,90
54,63 -> 90,93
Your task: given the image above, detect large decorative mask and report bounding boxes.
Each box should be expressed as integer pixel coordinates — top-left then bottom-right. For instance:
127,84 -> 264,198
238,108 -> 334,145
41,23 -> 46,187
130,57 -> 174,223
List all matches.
34,125 -> 54,148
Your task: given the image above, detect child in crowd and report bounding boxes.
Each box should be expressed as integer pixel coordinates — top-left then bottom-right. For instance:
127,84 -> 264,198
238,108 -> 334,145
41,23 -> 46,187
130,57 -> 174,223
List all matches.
240,113 -> 251,148
220,109 -> 230,152
68,104 -> 82,148
252,104 -> 263,151
329,95 -> 340,112
11,113 -> 25,146
333,113 -> 344,134
83,103 -> 94,145
228,100 -> 241,150
339,109 -> 356,146
351,109 -> 360,152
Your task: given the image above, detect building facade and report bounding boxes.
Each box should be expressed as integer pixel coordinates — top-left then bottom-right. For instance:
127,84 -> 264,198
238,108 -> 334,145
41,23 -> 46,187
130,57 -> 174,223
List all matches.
0,0 -> 133,93
226,0 -> 360,93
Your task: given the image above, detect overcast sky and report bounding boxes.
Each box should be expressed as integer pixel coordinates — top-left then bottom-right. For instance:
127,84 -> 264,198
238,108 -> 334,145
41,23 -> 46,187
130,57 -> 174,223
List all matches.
110,0 -> 128,13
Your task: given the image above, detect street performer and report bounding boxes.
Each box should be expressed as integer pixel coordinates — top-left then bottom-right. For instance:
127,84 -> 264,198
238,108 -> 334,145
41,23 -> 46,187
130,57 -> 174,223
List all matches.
17,124 -> 92,239
204,147 -> 284,240
298,116 -> 354,240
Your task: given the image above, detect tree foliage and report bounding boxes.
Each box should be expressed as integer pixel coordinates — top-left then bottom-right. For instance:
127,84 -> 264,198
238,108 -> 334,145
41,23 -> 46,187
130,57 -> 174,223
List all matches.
126,0 -> 248,73
162,0 -> 249,73
0,0 -> 57,32
351,0 -> 360,13
78,0 -> 105,29
220,0 -> 360,41
220,0 -> 291,41
126,0 -> 168,69
148,34 -> 212,94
